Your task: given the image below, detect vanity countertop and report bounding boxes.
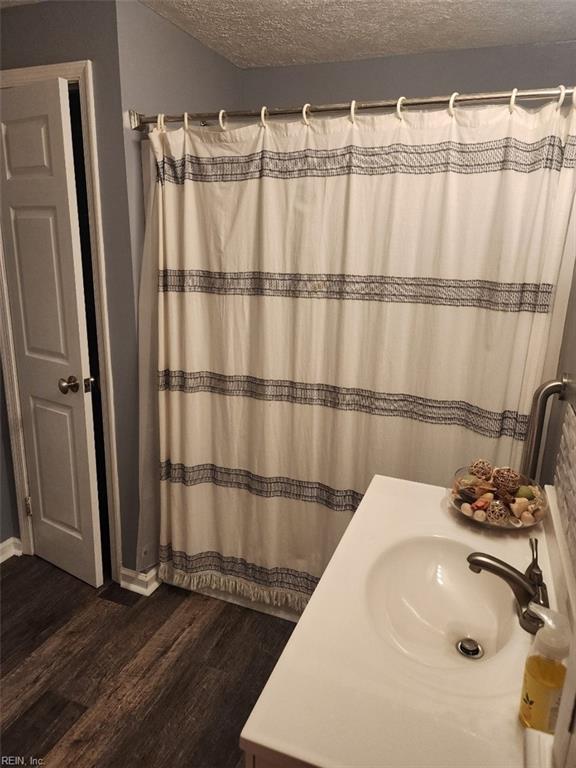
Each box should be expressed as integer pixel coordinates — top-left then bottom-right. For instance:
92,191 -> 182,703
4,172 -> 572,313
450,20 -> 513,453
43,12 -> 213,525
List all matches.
240,474 -> 555,768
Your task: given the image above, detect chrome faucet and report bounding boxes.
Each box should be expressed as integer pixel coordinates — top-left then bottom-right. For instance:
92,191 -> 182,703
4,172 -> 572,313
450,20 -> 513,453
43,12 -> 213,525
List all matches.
467,550 -> 549,634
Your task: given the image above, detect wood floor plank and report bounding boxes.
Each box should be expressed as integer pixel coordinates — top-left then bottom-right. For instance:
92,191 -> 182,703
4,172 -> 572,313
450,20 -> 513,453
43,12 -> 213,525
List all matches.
186,608 -> 294,768
1,583 -> 187,727
95,660 -> 228,768
43,594 -> 227,767
1,556 -> 295,768
1,555 -> 95,676
0,595 -> 123,728
105,603 -> 294,768
98,582 -> 143,607
1,690 -> 87,761
197,602 -> 294,675
57,583 -> 188,707
0,552 -> 25,582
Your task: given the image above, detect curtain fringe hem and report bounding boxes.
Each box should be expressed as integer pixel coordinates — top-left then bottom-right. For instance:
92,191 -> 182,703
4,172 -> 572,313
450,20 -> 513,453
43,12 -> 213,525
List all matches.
158,562 -> 310,613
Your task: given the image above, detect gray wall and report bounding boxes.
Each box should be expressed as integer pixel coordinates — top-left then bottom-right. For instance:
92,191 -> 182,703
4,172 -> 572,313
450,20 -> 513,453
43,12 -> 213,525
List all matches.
241,40 -> 576,107
0,368 -> 19,542
0,0 -> 138,562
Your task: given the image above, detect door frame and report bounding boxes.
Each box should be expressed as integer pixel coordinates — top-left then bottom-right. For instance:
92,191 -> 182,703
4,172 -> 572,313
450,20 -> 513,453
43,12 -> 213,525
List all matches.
0,60 -> 122,581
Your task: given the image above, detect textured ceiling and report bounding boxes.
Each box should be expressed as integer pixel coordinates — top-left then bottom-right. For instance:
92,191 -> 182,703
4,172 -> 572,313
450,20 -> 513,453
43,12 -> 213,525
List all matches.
139,0 -> 576,68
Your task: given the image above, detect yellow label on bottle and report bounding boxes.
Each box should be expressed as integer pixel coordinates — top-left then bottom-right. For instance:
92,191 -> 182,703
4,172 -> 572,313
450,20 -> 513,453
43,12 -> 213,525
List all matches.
519,655 -> 566,734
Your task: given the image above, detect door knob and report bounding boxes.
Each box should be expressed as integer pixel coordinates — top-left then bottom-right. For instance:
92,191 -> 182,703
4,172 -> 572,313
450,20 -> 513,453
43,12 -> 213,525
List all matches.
58,375 -> 80,394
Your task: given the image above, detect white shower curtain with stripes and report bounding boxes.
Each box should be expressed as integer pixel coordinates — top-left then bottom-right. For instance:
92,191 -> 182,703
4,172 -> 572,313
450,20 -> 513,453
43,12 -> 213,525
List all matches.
141,102 -> 575,610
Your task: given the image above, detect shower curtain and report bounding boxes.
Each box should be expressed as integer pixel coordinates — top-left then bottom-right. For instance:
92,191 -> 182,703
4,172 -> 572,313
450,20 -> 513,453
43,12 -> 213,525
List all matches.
139,102 -> 575,609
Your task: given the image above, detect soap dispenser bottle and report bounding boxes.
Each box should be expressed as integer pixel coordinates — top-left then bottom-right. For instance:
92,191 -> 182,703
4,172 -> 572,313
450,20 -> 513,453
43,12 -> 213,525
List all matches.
519,603 -> 571,735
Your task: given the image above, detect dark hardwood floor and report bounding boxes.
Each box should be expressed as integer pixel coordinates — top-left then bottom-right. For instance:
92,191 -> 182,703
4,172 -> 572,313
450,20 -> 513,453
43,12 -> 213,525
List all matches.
0,555 -> 295,768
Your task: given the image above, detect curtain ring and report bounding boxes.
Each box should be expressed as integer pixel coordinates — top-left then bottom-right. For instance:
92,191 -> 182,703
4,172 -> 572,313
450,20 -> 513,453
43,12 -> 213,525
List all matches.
157,113 -> 165,131
218,109 -> 227,130
396,96 -> 407,121
350,99 -> 357,124
183,112 -> 189,130
509,88 -> 518,114
572,86 -> 576,109
556,85 -> 566,110
260,106 -> 268,128
302,103 -> 311,126
448,92 -> 459,118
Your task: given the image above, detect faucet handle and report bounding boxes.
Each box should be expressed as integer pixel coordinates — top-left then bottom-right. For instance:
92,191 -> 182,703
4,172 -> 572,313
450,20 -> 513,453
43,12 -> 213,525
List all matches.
525,537 -> 542,583
524,538 -> 549,608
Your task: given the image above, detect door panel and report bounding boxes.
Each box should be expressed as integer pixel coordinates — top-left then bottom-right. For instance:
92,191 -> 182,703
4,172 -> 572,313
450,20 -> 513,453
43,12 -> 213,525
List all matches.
2,115 -> 52,177
11,206 -> 68,360
1,78 -> 103,586
31,397 -> 81,534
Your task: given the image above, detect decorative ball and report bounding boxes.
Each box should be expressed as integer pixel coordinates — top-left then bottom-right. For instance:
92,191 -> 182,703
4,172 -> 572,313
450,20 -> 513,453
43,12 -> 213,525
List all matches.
470,459 -> 493,481
492,467 -> 521,495
486,500 -> 509,525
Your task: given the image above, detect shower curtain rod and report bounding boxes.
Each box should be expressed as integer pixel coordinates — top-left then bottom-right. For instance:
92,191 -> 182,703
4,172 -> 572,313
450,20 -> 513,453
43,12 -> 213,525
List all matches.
129,85 -> 574,130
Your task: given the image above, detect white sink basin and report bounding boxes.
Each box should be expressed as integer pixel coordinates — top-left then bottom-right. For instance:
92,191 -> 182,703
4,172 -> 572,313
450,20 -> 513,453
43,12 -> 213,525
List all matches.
366,536 -> 515,668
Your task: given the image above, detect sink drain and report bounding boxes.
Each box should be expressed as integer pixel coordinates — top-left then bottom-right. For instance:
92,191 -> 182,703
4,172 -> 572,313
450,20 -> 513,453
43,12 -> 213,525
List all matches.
456,637 -> 484,659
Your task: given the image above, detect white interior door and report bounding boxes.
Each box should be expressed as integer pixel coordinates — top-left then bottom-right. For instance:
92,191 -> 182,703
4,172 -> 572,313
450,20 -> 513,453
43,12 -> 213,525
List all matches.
0,77 -> 103,586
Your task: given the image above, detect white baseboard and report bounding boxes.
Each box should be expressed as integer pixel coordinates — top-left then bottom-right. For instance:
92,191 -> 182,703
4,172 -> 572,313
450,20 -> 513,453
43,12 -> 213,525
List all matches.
119,565 -> 161,596
0,537 -> 22,564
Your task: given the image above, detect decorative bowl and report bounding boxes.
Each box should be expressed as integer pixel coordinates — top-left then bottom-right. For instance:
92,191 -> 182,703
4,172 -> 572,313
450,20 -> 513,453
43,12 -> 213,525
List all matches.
450,464 -> 547,530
